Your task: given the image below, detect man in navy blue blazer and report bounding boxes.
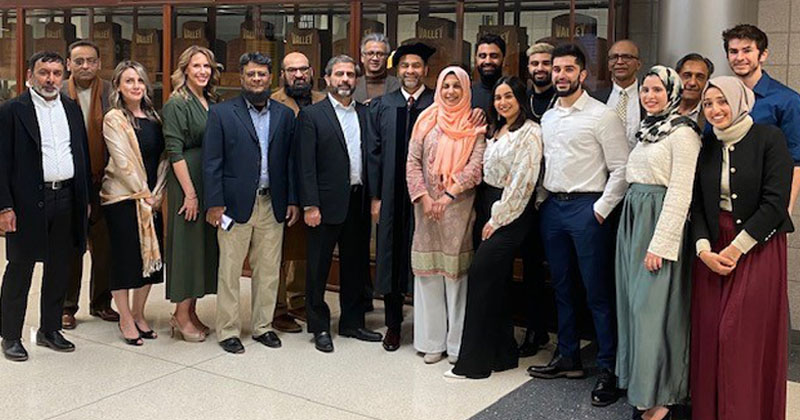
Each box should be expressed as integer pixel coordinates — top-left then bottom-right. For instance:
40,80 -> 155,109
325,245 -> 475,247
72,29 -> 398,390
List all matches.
203,52 -> 299,354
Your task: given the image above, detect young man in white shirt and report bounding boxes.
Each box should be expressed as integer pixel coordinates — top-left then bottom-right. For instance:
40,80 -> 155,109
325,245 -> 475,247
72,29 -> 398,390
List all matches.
528,44 -> 629,408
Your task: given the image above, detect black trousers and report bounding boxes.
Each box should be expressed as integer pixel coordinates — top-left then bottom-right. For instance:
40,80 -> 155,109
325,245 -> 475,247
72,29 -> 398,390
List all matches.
1,186 -> 75,341
306,186 -> 371,334
454,186 -> 536,378
521,211 -> 549,337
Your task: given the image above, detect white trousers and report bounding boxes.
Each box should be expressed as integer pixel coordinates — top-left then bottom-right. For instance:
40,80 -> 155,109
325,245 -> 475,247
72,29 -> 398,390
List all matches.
413,274 -> 467,357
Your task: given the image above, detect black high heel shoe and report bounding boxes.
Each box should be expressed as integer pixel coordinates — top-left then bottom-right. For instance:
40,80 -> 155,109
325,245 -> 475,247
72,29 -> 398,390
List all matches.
135,323 -> 157,339
119,323 -> 143,346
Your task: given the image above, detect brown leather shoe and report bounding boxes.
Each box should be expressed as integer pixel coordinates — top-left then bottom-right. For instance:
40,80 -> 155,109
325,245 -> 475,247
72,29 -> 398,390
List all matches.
62,312 -> 76,330
382,328 -> 400,352
90,307 -> 120,322
288,308 -> 307,322
272,314 -> 302,333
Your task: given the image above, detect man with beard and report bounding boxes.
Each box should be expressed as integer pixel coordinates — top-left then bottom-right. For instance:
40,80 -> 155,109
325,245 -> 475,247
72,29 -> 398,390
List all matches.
723,24 -> 800,212
59,40 -> 118,330
203,52 -> 299,354
527,42 -> 557,124
593,40 -> 643,149
269,51 -> 327,334
528,44 -> 628,408
472,34 -> 506,113
516,42 -> 555,359
1,51 -> 92,361
354,33 -> 401,104
676,53 -> 714,130
298,55 -> 383,353
367,42 -> 436,352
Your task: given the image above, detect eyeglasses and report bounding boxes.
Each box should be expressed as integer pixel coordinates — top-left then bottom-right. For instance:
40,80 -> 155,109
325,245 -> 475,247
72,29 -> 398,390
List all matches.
608,54 -> 639,63
362,51 -> 387,59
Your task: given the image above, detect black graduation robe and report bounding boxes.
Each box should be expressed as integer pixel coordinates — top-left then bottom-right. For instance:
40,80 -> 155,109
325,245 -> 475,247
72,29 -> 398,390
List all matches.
367,87 -> 435,295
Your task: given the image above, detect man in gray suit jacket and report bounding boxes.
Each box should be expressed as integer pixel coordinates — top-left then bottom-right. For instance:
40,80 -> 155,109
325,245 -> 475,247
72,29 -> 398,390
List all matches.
59,39 -> 117,329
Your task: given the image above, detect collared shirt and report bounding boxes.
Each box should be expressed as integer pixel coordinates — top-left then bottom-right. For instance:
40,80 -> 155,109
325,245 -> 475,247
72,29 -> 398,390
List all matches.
31,89 -> 74,182
400,85 -> 426,103
751,71 -> 800,165
685,102 -> 702,123
245,98 -> 271,189
606,80 -> 640,149
541,91 -> 629,218
329,93 -> 362,185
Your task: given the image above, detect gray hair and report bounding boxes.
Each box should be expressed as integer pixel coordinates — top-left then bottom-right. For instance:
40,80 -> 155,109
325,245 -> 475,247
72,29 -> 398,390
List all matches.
325,55 -> 360,77
360,32 -> 391,52
238,52 -> 272,73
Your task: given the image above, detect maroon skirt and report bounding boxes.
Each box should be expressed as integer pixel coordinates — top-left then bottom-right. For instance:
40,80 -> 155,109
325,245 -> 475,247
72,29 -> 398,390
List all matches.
690,212 -> 788,420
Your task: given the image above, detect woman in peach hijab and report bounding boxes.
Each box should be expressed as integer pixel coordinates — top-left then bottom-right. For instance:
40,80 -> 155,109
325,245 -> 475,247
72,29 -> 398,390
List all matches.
406,66 -> 487,365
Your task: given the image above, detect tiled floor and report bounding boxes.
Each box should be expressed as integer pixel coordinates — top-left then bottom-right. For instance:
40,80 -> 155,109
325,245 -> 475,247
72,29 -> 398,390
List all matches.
2,247 -> 799,420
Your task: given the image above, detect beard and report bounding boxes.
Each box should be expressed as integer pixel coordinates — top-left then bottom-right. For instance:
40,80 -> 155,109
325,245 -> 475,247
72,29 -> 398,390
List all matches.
33,83 -> 59,99
402,75 -> 422,91
555,79 -> 581,97
478,64 -> 501,86
328,83 -> 353,98
242,86 -> 271,104
531,73 -> 552,88
285,80 -> 312,99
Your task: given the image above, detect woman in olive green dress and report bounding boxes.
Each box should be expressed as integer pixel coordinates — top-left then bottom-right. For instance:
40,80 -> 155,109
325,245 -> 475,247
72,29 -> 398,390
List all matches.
162,46 -> 220,342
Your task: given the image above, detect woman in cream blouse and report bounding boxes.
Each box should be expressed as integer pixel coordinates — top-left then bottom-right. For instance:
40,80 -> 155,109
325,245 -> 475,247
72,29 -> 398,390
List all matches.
446,76 -> 542,379
615,66 -> 701,420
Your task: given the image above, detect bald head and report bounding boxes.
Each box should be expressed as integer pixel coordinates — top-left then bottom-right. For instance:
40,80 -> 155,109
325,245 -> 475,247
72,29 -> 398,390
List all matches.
607,39 -> 641,87
282,51 -> 314,90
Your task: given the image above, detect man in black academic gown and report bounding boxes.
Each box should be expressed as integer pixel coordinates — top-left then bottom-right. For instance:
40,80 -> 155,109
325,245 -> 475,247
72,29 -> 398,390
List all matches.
471,33 -> 506,113
367,42 -> 436,352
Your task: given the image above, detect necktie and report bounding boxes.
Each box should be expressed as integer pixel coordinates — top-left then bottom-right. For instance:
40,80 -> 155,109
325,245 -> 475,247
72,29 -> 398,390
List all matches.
405,95 -> 415,137
615,89 -> 628,129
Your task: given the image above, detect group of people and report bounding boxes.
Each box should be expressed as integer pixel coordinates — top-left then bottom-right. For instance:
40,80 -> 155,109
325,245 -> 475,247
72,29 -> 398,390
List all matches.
0,21 -> 796,420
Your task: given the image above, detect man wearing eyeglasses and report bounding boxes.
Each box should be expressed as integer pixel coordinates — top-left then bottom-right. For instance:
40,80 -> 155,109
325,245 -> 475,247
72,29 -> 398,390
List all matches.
353,33 -> 400,104
592,40 -> 643,149
59,39 -> 118,330
269,51 -> 327,334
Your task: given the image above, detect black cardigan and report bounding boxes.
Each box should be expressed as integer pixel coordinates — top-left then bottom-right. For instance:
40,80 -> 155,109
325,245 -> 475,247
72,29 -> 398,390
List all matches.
691,123 -> 794,246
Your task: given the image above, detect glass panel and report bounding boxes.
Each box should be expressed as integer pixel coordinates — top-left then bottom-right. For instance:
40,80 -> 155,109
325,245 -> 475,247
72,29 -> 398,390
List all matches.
0,9 -> 20,102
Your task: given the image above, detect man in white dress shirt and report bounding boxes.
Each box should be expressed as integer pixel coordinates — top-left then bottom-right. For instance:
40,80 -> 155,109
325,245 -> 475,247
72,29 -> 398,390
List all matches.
528,44 -> 629,408
0,51 -> 92,361
593,40 -> 642,149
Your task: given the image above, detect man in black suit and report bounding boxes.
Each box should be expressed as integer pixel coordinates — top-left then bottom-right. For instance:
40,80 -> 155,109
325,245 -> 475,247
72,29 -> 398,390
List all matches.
297,55 -> 383,353
0,51 -> 91,361
203,52 -> 299,354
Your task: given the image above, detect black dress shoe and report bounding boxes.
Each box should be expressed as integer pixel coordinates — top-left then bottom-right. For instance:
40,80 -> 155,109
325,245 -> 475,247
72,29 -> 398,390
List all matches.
340,327 -> 383,342
518,329 -> 549,358
253,331 -> 282,348
527,353 -> 584,379
2,339 -> 28,362
219,337 -> 245,354
631,407 -> 645,419
591,368 -> 620,407
36,330 -> 75,352
382,328 -> 400,351
314,332 -> 334,353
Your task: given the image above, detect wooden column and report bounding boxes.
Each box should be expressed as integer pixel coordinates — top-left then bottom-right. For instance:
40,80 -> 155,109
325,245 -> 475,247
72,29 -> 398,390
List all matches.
569,0 -> 576,41
420,1 -> 430,19
208,7 -> 217,44
15,7 -> 25,95
498,0 -> 505,25
608,0 -> 616,44
456,0 -> 464,65
387,2 -> 398,49
514,0 -> 521,27
349,0 -> 361,58
162,4 -> 173,104
88,8 -> 95,39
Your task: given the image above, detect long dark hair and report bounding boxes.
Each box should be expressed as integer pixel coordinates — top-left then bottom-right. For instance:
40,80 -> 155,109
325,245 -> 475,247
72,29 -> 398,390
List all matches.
487,76 -> 532,138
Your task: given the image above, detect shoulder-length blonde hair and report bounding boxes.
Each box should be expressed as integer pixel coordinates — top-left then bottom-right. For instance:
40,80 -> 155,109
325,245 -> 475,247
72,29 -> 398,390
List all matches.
170,45 -> 220,101
109,60 -> 161,129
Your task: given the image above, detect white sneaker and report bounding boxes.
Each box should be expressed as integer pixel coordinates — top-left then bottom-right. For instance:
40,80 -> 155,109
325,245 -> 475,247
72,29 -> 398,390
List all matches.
423,352 -> 444,364
447,355 -> 458,364
443,368 -> 467,379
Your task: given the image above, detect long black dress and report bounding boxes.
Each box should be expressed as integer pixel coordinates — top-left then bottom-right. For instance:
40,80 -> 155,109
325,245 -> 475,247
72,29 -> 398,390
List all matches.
105,117 -> 165,291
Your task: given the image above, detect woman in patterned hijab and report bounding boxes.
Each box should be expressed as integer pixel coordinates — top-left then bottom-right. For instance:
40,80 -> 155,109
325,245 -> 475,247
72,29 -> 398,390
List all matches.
636,65 -> 701,143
